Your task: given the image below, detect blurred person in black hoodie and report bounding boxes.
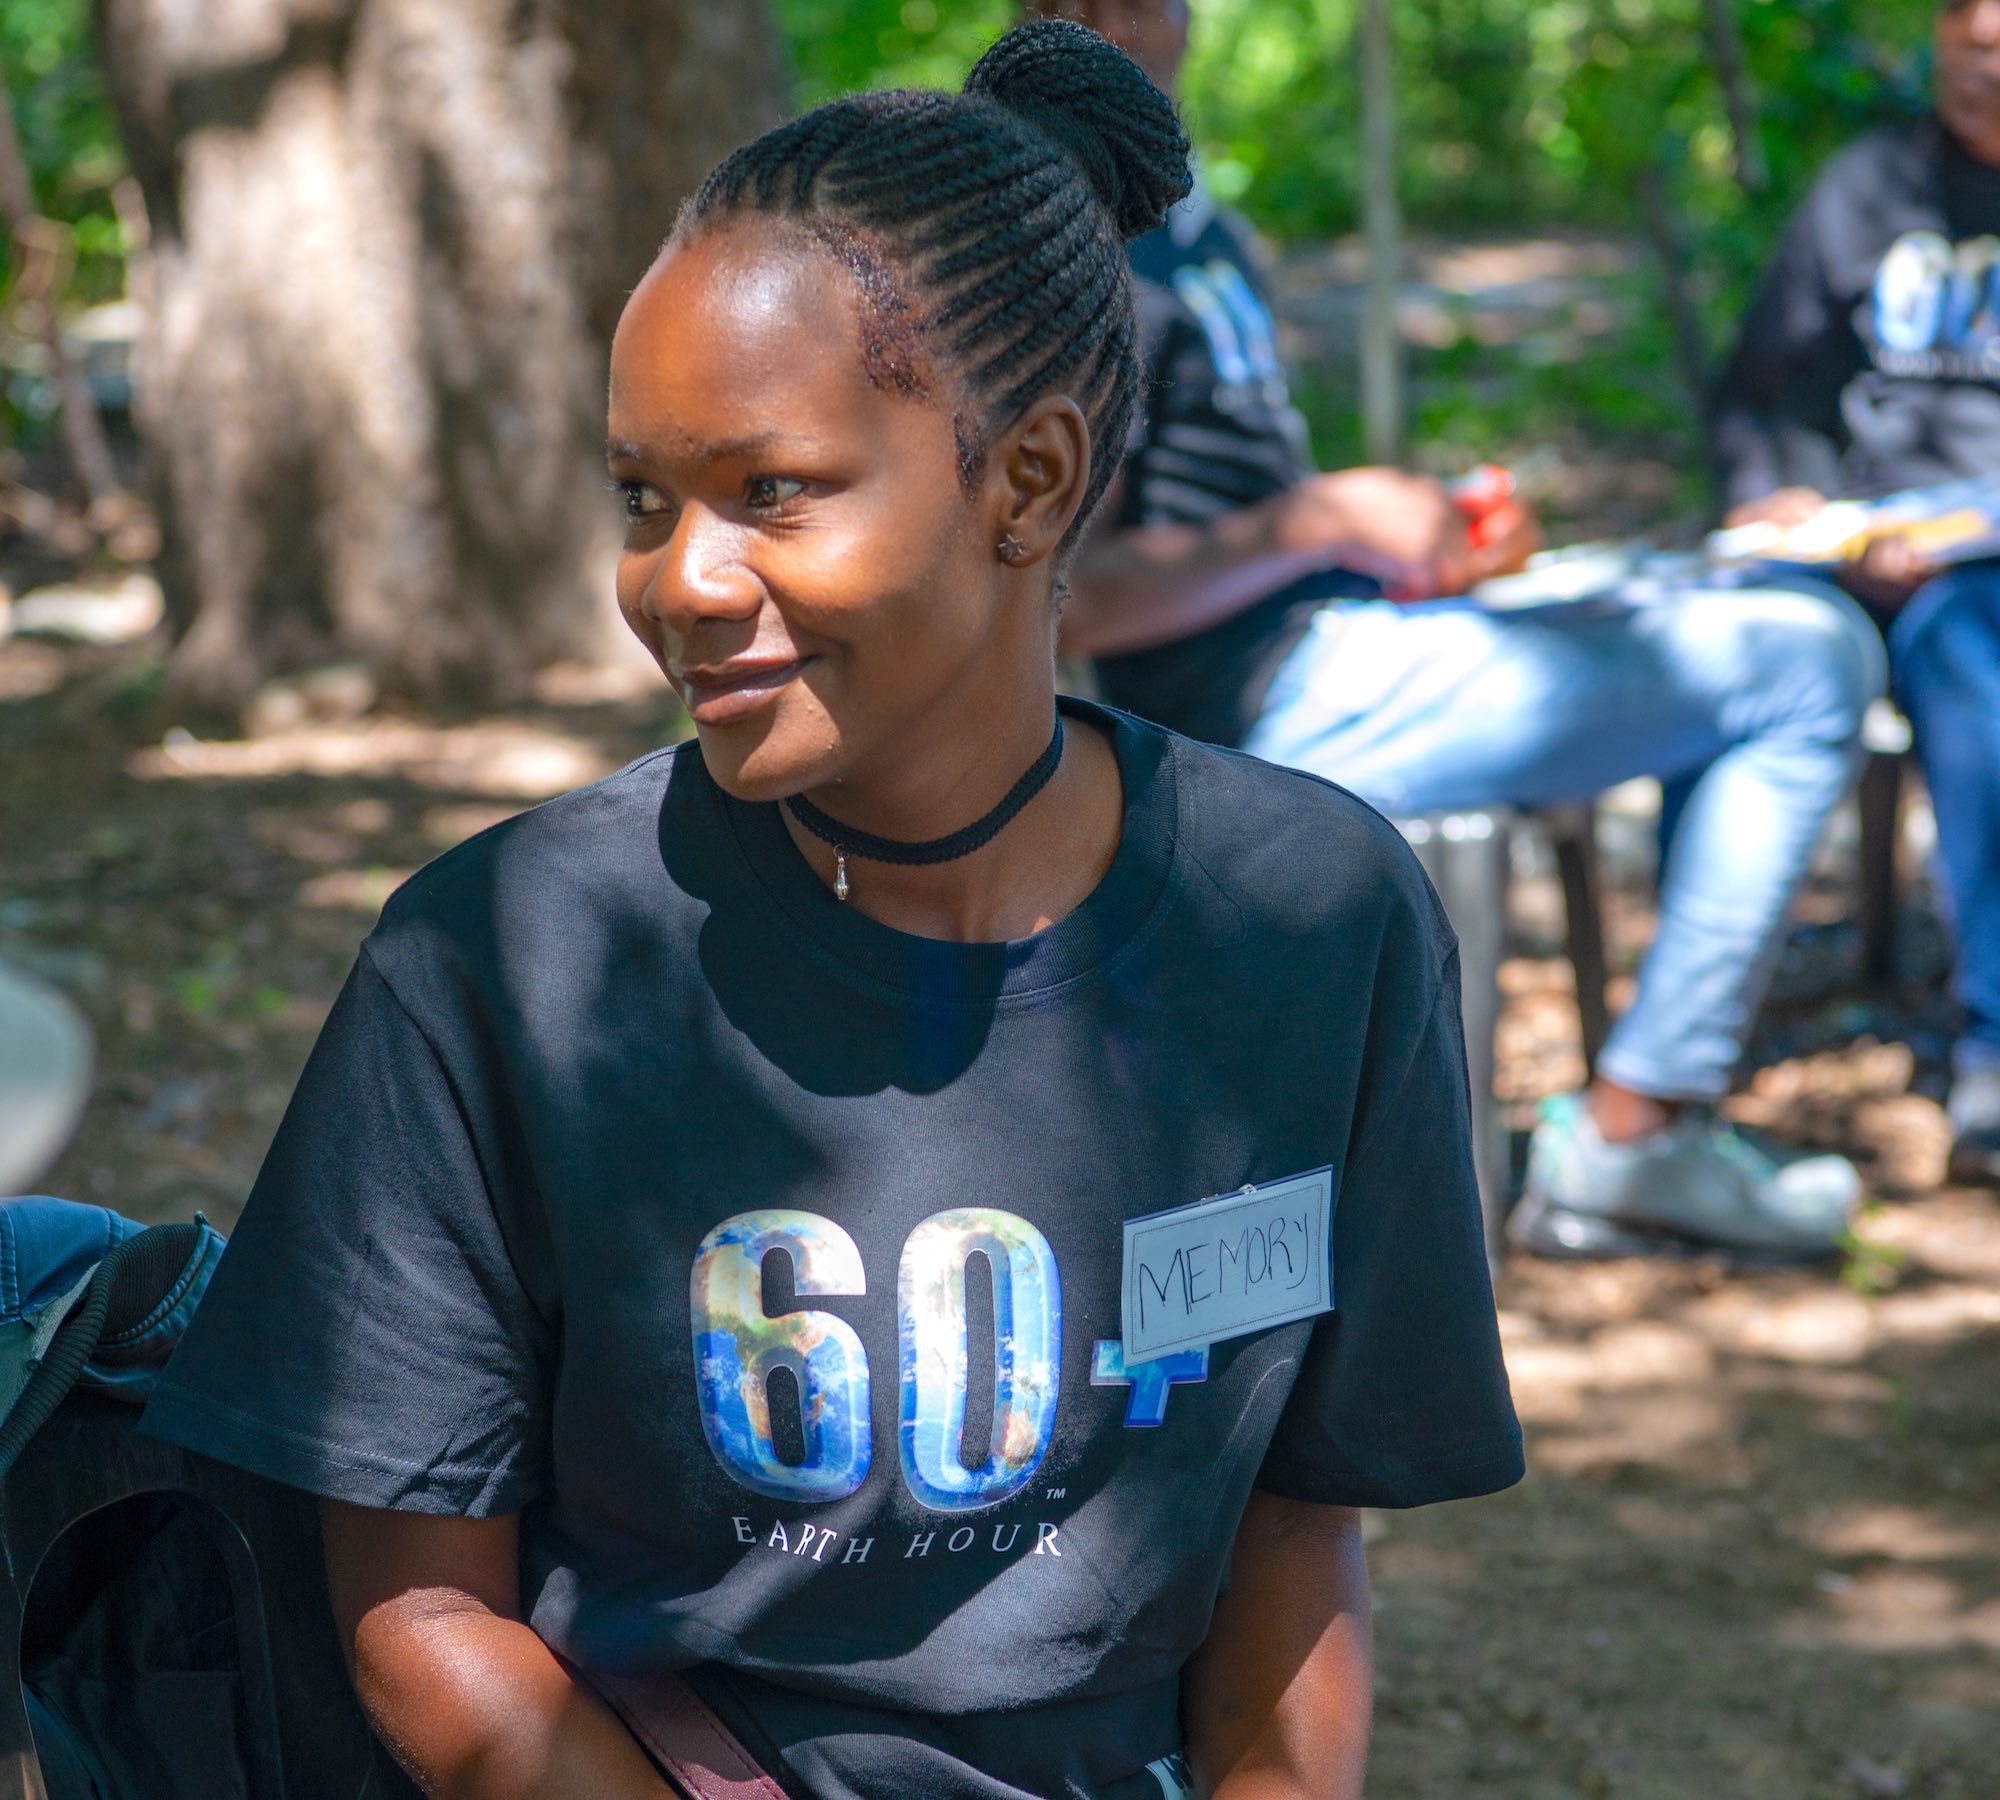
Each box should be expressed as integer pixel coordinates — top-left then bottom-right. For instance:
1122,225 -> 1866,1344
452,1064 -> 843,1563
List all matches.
1716,0 -> 2000,1185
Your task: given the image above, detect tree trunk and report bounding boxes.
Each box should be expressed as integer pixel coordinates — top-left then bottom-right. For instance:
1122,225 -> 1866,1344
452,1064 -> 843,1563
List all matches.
1699,0 -> 1767,196
93,0 -> 784,713
1357,0 -> 1404,465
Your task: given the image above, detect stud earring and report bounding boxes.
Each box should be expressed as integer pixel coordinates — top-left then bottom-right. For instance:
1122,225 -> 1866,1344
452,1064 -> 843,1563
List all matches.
996,533 -> 1026,565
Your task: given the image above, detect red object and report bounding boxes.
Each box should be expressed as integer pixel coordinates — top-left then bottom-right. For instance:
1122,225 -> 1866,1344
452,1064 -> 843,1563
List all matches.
1384,464 -> 1535,602
1450,463 -> 1527,550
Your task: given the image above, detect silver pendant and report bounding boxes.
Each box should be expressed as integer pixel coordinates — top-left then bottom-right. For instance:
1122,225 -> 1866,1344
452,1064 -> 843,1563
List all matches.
834,850 -> 850,903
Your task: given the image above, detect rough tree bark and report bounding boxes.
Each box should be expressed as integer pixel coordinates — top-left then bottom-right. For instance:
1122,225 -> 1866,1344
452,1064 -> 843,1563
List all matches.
93,0 -> 784,713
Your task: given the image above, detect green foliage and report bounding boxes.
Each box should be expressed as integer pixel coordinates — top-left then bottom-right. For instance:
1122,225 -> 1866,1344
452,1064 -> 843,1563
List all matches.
1182,0 -> 1937,240
2,0 -> 127,452
1840,1203 -> 1911,1296
773,0 -> 1935,246
774,0 -> 1015,108
1,0 -> 127,303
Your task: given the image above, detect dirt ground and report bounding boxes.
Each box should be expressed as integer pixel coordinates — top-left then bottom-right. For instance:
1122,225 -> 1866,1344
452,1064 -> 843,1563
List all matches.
5,621 -> 1998,1797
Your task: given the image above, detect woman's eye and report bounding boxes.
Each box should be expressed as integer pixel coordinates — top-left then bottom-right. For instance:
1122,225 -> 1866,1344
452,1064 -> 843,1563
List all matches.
746,475 -> 807,512
617,480 -> 669,521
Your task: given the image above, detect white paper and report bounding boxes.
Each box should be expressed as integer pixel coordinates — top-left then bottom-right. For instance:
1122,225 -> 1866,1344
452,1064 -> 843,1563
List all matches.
1120,1167 -> 1335,1361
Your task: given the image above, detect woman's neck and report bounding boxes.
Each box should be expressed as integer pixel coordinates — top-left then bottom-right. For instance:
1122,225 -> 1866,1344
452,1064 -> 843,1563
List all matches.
778,701 -> 1124,943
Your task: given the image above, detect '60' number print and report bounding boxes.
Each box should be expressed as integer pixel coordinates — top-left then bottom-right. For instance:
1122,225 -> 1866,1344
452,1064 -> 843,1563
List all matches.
690,1208 -> 1063,1512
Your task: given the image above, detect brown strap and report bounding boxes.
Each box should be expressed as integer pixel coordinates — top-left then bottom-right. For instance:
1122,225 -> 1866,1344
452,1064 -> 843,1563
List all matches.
578,1664 -> 790,1800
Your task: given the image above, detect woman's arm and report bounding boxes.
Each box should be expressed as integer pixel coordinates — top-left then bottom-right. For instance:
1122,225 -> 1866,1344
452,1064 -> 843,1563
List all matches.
321,1500 -> 675,1800
1183,1491 -> 1373,1800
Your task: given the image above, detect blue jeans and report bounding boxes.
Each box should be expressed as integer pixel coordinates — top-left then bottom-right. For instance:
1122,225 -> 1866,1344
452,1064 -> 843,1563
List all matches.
1242,582 -> 1885,1101
1886,565 -> 2000,1073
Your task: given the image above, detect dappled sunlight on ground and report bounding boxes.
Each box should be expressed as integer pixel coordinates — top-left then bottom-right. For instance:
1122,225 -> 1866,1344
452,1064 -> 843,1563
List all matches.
130,714 -> 622,798
1370,1226 -> 2000,1795
1325,800 -> 1994,1792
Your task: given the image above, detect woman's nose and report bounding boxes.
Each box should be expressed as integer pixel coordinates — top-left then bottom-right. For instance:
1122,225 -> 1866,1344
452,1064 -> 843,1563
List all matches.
643,506 -> 762,636
1961,0 -> 2000,45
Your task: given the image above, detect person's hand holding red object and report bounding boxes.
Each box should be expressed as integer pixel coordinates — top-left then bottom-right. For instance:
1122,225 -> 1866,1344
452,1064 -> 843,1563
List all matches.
1261,465 -> 1539,601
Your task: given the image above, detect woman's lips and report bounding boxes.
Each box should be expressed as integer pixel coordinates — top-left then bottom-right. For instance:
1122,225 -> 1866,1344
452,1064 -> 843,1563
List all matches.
677,657 -> 810,725
1943,67 -> 2000,112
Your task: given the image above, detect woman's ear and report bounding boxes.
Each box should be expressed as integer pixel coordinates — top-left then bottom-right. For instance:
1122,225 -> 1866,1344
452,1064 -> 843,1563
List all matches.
989,395 -> 1092,569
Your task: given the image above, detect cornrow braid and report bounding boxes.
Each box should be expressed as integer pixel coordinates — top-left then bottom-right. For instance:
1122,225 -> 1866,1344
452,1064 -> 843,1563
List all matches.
676,19 -> 1193,551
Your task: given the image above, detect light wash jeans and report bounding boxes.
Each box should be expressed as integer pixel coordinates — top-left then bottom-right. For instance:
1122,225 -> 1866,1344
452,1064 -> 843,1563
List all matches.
1242,582 -> 1886,1101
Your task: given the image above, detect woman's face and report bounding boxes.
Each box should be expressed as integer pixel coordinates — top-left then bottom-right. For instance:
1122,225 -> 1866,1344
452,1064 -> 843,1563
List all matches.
608,220 -> 1022,803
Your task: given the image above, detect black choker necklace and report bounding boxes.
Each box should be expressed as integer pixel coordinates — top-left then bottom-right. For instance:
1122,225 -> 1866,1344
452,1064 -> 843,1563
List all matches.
786,716 -> 1066,903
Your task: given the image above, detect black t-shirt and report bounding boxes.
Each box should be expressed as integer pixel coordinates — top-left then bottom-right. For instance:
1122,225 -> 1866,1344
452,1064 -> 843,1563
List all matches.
1715,116 -> 2000,505
142,699 -> 1522,1800
1095,194 -> 1369,748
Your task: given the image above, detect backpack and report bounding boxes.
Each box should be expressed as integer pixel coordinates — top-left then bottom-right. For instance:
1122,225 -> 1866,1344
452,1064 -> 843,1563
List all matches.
0,1196 -> 373,1799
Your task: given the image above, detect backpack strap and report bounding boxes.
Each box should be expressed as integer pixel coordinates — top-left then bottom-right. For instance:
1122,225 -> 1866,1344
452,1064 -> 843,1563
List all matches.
0,1220 -> 209,1479
567,1662 -> 790,1800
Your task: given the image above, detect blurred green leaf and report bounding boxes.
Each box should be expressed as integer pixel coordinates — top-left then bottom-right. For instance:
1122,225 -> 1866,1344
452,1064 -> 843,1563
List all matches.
2,0 -> 126,449
1839,1205 -> 1911,1297
174,971 -> 219,1018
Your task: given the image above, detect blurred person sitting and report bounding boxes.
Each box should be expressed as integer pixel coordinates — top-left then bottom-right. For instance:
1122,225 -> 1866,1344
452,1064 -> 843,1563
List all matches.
1714,0 -> 2000,1186
1032,0 -> 1887,1260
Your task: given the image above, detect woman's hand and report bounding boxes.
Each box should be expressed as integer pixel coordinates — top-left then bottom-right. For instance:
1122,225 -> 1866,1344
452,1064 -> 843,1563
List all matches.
1183,1491 -> 1373,1800
321,1501 -> 675,1800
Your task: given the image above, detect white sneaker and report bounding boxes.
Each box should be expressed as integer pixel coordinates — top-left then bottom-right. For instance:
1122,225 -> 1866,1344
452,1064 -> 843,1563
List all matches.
1510,1093 -> 1859,1262
1947,1064 -> 2000,1187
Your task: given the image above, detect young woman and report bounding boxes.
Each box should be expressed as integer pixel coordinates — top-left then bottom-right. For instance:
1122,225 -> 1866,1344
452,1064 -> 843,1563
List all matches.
142,23 -> 1521,1799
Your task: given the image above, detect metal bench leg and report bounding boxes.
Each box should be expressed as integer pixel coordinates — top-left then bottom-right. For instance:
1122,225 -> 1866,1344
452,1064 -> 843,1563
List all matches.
1858,751 -> 1904,987
1405,813 -> 1512,1264
1548,807 -> 1611,1079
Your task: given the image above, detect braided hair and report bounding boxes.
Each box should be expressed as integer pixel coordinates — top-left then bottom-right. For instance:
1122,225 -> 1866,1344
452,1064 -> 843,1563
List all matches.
677,19 -> 1193,549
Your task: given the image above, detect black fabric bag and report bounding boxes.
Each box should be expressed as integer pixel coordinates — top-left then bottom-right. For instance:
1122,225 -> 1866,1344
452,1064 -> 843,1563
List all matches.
20,1493 -> 256,1800
0,1197 -> 406,1800
0,1200 -> 240,1799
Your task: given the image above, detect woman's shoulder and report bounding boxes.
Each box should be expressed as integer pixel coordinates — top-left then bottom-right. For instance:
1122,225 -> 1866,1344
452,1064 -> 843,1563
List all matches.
1155,721 -> 1456,970
1162,718 -> 1435,873
368,739 -> 702,953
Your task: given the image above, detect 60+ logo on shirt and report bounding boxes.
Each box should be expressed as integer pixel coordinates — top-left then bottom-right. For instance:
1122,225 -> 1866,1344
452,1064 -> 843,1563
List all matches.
690,1207 -> 1209,1514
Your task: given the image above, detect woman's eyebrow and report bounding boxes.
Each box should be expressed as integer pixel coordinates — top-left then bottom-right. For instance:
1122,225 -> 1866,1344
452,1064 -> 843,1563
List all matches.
607,431 -> 790,467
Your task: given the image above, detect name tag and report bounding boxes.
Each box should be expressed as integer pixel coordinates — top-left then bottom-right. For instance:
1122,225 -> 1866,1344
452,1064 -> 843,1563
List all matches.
1121,1167 -> 1335,1361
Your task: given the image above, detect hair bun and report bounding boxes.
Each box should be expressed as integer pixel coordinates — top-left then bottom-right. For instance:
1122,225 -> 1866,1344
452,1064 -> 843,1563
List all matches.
964,19 -> 1193,242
